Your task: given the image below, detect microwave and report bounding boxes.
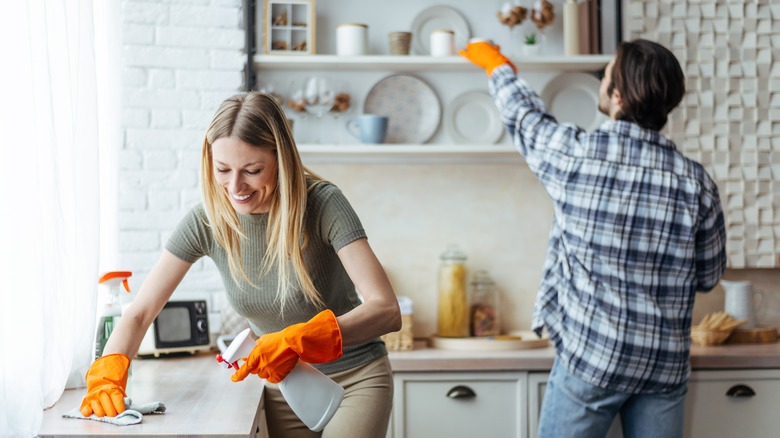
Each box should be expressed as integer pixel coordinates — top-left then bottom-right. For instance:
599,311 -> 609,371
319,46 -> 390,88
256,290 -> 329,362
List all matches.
137,300 -> 211,357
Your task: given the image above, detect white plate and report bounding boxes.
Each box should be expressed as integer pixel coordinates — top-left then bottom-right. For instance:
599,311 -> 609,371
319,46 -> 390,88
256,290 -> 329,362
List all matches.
410,5 -> 471,55
540,72 -> 608,130
364,74 -> 441,144
446,91 -> 503,144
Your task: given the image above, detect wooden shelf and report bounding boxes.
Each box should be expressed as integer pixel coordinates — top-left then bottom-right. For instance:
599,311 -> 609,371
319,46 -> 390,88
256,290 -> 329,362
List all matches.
254,54 -> 613,72
296,143 -> 521,164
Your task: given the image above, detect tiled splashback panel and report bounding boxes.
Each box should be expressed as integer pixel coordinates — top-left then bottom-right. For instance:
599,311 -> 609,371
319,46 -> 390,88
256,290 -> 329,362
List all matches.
625,0 -> 778,268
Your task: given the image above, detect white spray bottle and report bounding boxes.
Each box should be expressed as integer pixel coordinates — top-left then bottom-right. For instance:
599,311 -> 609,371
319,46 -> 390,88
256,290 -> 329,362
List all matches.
217,328 -> 345,432
93,271 -> 132,361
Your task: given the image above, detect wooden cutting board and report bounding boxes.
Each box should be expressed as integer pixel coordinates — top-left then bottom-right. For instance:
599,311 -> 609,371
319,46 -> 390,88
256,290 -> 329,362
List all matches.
726,327 -> 778,344
431,331 -> 550,351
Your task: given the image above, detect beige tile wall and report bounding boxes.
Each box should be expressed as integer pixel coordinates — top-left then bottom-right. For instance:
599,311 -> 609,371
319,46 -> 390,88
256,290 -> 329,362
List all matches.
312,162 -> 554,337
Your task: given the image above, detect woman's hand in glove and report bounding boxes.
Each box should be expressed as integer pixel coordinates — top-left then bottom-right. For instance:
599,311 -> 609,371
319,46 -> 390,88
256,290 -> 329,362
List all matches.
231,309 -> 343,384
79,354 -> 130,417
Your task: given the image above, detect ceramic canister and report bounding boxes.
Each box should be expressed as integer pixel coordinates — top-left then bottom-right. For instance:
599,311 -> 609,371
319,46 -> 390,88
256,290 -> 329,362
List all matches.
430,29 -> 455,57
336,23 -> 368,56
721,280 -> 764,328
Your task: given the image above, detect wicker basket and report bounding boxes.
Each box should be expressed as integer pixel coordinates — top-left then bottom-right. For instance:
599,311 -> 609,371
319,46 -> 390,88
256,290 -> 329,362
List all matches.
381,313 -> 414,351
690,326 -> 733,346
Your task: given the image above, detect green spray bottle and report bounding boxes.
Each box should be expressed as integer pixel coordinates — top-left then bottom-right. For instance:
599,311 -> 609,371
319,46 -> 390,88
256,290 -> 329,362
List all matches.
93,271 -> 132,361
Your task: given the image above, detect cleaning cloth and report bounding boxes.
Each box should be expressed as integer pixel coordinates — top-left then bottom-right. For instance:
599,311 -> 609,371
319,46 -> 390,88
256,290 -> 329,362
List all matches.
63,397 -> 166,426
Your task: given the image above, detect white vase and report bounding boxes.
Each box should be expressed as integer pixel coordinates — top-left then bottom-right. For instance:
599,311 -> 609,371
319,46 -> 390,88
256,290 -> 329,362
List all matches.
522,44 -> 540,56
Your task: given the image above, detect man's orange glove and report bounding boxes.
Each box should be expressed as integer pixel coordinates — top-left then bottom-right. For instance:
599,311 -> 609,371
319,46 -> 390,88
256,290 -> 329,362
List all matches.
458,40 -> 517,76
79,353 -> 130,417
231,309 -> 343,384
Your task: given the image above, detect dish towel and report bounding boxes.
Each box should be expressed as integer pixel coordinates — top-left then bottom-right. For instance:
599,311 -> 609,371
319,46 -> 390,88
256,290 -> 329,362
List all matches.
63,397 -> 166,426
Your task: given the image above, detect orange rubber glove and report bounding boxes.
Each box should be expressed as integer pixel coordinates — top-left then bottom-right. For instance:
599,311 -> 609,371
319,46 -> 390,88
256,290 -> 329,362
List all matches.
79,353 -> 130,417
458,40 -> 517,76
231,309 -> 343,384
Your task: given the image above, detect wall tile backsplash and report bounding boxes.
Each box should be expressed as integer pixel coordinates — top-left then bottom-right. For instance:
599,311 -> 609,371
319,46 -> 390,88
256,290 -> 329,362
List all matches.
625,0 -> 778,268
310,163 -> 555,336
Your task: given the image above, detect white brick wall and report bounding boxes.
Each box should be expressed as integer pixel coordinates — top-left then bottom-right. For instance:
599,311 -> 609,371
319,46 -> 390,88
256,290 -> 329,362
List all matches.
119,0 -> 244,320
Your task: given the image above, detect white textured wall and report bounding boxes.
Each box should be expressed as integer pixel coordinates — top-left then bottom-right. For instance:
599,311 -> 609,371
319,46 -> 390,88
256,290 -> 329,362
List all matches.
625,0 -> 779,268
625,0 -> 780,330
119,0 -> 244,334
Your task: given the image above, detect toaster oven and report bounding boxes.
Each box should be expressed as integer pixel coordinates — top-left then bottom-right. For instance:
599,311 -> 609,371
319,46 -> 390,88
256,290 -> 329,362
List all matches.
137,300 -> 211,357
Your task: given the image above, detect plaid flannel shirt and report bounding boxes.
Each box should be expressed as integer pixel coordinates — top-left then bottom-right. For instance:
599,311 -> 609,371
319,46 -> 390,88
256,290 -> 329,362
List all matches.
489,65 -> 726,393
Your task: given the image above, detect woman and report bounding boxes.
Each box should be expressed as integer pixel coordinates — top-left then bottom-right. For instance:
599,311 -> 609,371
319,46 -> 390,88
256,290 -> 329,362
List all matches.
80,92 -> 402,437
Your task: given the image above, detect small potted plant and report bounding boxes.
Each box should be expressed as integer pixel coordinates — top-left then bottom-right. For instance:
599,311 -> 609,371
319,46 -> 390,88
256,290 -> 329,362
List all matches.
522,32 -> 540,56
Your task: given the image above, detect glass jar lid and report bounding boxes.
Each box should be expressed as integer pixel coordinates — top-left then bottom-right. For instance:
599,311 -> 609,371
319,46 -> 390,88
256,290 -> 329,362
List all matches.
440,244 -> 467,262
471,270 -> 494,285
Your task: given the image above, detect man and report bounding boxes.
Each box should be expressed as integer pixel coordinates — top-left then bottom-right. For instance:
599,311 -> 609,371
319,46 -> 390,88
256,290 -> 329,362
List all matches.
460,39 -> 726,437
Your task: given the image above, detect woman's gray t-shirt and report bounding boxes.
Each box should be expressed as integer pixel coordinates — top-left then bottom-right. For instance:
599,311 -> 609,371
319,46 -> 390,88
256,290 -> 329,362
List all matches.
165,182 -> 387,374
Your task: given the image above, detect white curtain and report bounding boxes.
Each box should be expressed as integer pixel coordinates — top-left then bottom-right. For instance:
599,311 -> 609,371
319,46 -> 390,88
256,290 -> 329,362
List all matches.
0,1 -> 121,436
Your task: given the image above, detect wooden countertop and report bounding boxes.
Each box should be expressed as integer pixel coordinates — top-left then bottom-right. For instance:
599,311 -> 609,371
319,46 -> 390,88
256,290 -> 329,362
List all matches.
40,353 -> 266,437
388,341 -> 780,372
40,342 -> 780,435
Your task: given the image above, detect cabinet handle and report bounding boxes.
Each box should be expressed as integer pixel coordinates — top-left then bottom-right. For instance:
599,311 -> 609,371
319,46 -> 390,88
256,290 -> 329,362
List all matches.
725,384 -> 756,398
446,385 -> 476,399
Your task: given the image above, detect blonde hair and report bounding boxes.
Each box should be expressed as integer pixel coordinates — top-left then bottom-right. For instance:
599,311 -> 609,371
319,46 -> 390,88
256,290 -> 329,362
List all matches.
200,92 -> 325,308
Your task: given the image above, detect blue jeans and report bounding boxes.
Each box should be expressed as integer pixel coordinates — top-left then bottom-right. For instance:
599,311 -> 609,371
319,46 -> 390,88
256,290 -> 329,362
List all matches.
538,358 -> 687,438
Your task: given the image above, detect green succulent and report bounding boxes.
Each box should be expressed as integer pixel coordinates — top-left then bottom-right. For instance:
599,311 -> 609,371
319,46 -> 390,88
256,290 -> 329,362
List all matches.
525,32 -> 537,45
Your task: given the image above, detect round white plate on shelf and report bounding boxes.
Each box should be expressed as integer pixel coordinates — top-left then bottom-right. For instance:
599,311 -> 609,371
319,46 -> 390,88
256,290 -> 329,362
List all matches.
445,91 -> 504,144
410,5 -> 471,55
363,74 -> 441,144
431,331 -> 550,351
540,72 -> 607,130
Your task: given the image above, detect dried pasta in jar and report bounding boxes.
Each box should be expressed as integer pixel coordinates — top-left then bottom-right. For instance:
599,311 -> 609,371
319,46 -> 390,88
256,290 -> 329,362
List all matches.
437,245 -> 469,337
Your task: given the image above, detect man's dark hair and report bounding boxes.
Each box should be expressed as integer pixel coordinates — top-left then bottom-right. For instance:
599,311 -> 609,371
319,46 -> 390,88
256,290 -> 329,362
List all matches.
608,39 -> 685,131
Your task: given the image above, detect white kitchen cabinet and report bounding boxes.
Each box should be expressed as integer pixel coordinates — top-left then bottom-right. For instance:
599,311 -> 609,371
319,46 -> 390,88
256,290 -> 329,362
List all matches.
528,369 -> 780,438
685,369 -> 780,438
393,371 -> 528,438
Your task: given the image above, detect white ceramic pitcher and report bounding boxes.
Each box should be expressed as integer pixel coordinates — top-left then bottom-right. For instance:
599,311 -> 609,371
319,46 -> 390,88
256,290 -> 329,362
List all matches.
721,280 -> 764,328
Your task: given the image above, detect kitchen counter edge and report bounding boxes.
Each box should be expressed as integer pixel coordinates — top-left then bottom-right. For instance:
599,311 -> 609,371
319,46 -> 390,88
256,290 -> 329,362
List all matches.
388,343 -> 780,372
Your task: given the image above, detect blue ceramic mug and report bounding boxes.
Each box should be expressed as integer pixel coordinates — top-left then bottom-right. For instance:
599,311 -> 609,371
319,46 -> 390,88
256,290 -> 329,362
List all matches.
346,114 -> 388,144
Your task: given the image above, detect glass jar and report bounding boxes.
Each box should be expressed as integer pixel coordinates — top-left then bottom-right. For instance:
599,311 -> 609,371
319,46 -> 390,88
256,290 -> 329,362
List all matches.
470,270 -> 500,337
437,244 -> 469,337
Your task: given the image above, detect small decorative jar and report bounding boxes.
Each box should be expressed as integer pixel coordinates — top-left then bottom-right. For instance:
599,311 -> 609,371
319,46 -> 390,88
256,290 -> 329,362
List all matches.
336,23 -> 368,56
430,29 -> 455,57
469,270 -> 500,337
